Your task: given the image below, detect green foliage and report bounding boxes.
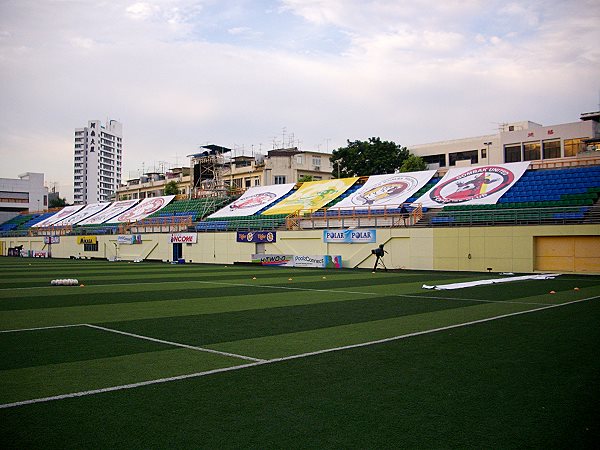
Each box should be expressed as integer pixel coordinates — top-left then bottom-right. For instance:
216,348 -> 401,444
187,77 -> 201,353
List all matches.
330,137 -> 410,177
298,175 -> 313,183
48,197 -> 68,208
399,154 -> 427,172
163,180 -> 179,196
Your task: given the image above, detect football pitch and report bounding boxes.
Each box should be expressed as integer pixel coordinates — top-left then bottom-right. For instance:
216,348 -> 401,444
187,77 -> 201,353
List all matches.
1,257 -> 599,448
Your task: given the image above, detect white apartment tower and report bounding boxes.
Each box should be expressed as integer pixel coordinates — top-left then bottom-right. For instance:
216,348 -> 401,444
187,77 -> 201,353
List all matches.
73,119 -> 123,204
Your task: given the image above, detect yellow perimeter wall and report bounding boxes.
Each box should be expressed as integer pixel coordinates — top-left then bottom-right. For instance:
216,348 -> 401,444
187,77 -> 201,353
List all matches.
1,224 -> 599,273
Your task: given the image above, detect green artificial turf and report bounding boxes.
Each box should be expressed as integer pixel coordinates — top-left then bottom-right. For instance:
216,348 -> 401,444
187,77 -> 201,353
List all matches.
0,257 -> 599,448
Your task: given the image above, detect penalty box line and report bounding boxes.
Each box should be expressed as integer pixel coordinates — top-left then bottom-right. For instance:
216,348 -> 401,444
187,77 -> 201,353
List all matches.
1,295 -> 597,410
84,324 -> 265,363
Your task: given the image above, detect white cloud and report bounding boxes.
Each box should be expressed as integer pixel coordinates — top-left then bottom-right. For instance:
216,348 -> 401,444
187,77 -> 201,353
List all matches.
0,0 -> 598,201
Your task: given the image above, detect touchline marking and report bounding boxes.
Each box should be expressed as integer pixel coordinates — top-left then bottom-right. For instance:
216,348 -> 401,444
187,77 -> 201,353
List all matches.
0,324 -> 85,333
84,324 -> 264,363
1,295 -> 597,410
0,279 -> 378,296
395,293 -> 549,306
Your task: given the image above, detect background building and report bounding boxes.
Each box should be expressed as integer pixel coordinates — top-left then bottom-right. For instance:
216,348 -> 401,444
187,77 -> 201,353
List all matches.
410,111 -> 600,170
117,167 -> 191,200
189,146 -> 334,196
0,172 -> 48,223
74,119 -> 123,204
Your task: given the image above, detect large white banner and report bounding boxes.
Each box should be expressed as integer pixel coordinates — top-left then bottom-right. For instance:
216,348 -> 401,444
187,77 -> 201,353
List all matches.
32,205 -> 85,228
330,171 -> 436,210
415,162 -> 530,208
108,195 -> 176,223
209,184 -> 296,218
52,202 -> 110,226
78,199 -> 140,225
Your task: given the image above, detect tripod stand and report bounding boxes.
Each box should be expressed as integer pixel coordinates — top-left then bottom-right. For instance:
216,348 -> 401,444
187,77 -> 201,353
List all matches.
372,245 -> 388,272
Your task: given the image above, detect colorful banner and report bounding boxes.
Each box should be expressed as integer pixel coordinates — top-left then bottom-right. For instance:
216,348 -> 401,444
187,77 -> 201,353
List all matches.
331,171 -> 436,210
251,254 -> 342,268
169,233 -> 197,244
237,231 -> 277,243
32,205 -> 85,228
323,229 -> 376,243
415,162 -> 530,207
263,178 -> 359,215
78,200 -> 140,225
251,254 -> 294,266
117,235 -> 142,244
209,184 -> 295,218
77,236 -> 97,245
52,202 -> 110,226
108,196 -> 176,223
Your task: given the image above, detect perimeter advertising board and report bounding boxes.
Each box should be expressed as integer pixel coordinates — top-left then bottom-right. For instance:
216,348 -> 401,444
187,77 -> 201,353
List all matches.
251,254 -> 342,268
237,231 -> 277,243
323,229 -> 376,243
169,233 -> 197,244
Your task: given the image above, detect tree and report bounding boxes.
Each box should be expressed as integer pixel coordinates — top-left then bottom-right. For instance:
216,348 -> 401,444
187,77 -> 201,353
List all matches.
163,180 -> 179,196
298,175 -> 313,183
48,197 -> 68,208
399,154 -> 427,172
330,137 -> 410,177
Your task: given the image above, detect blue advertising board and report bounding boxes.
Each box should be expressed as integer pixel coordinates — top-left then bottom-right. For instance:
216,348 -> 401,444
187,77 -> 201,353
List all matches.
323,229 -> 376,244
237,231 -> 277,243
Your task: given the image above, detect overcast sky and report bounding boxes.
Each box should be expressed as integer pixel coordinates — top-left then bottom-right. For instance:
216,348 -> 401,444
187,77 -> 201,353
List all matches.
1,0 -> 599,201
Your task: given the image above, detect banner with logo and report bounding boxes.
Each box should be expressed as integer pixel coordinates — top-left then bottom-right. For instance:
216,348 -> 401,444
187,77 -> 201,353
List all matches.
209,184 -> 295,218
251,254 -> 342,268
251,254 -> 294,266
330,171 -> 436,210
108,195 -> 176,223
169,233 -> 197,244
323,229 -> 376,243
237,231 -> 277,243
43,236 -> 60,244
79,199 -> 140,225
33,205 -> 85,228
415,162 -> 530,207
117,235 -> 142,244
263,178 -> 359,215
52,202 -> 110,226
77,236 -> 97,245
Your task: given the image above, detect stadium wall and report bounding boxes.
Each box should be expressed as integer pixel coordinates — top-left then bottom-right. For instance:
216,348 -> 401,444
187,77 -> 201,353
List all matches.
1,224 -> 599,273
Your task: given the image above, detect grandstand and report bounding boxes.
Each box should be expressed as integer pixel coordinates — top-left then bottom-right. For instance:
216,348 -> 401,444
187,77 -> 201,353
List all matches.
1,163 -> 599,273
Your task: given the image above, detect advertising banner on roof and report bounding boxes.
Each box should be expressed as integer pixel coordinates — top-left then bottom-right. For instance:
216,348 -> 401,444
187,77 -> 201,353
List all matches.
52,202 -> 110,226
415,162 -> 530,208
78,200 -> 140,225
209,184 -> 295,218
108,195 -> 176,223
330,171 -> 436,210
262,178 -> 359,215
32,205 -> 85,228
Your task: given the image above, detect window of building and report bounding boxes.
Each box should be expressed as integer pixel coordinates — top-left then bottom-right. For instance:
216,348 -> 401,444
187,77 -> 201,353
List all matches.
422,154 -> 446,167
564,138 -> 587,157
542,140 -> 561,159
504,145 -> 521,163
233,178 -> 242,188
481,148 -> 487,159
523,142 -> 541,161
245,178 -> 251,188
274,175 -> 286,184
449,150 -> 478,166
254,178 -> 261,186
312,156 -> 321,168
296,155 -> 303,164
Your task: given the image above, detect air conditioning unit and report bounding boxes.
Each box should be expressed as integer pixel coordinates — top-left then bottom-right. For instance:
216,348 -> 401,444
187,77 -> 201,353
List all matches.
314,166 -> 320,171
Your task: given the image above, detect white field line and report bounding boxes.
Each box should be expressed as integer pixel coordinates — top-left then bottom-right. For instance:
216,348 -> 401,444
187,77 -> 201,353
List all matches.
1,295 -> 597,410
84,324 -> 265,363
0,324 -> 85,333
395,293 -> 549,306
